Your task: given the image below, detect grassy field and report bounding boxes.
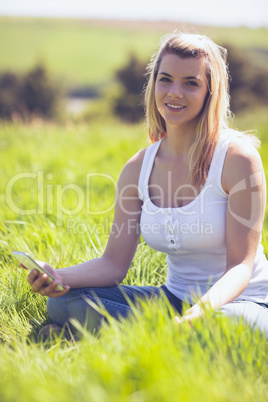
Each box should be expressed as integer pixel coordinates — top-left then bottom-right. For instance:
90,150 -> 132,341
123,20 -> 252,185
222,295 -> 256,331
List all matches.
1,106 -> 268,401
1,17 -> 268,401
0,17 -> 267,87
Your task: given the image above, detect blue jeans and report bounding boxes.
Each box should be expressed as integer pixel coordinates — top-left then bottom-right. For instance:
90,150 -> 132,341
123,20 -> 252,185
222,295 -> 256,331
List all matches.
47,285 -> 268,337
47,284 -> 183,333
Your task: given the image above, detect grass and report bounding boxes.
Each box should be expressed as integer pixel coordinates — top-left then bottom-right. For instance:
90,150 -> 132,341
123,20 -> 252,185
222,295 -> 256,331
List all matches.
1,109 -> 268,401
0,17 -> 268,87
0,18 -> 161,86
0,306 -> 267,402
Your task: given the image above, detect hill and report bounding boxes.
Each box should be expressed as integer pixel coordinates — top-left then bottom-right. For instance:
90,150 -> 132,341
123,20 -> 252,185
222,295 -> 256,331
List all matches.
0,17 -> 267,88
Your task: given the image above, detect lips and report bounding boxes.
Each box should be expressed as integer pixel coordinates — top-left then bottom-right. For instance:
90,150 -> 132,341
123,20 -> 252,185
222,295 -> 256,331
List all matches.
165,103 -> 186,110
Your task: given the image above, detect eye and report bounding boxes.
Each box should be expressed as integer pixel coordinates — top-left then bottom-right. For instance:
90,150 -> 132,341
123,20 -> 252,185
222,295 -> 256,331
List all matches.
159,77 -> 171,83
186,80 -> 198,87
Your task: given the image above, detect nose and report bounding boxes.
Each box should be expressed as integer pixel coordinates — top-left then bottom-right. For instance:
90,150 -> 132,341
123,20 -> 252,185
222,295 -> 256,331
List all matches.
167,82 -> 183,99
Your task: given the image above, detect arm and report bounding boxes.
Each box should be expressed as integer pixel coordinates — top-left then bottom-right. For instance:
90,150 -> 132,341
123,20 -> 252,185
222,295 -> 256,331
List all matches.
28,150 -> 146,297
177,139 -> 266,322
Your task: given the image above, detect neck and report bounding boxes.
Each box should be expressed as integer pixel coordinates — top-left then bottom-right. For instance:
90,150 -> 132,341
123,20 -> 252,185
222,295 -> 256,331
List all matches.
164,121 -> 197,157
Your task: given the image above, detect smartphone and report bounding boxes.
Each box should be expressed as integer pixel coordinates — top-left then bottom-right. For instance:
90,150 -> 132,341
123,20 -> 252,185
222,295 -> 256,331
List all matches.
13,250 -> 64,291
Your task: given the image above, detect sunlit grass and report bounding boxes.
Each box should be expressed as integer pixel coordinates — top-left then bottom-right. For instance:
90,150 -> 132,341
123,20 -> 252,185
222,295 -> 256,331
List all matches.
0,299 -> 267,402
1,110 -> 268,401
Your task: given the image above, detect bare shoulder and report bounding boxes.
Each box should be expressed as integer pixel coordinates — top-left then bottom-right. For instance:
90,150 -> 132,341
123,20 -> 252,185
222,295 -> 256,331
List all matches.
225,136 -> 262,170
222,135 -> 263,193
117,148 -> 147,190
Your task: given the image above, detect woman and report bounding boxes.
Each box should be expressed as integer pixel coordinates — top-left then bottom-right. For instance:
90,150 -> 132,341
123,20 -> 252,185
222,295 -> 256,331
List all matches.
26,32 -> 268,336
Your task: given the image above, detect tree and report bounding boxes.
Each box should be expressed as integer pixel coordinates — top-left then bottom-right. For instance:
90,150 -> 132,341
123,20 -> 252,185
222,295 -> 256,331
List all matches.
112,47 -> 268,123
21,65 -> 61,119
0,64 -> 62,120
0,73 -> 21,119
113,54 -> 147,123
226,45 -> 268,112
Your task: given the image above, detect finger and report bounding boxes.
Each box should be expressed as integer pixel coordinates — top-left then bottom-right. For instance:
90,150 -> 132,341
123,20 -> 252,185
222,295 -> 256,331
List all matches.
39,280 -> 65,296
19,263 -> 28,270
30,273 -> 51,293
174,315 -> 193,328
174,316 -> 182,325
27,269 -> 41,286
43,285 -> 70,298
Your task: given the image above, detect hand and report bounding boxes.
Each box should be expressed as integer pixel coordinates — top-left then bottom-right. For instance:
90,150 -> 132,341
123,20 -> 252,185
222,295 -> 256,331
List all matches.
174,304 -> 204,326
26,262 -> 70,298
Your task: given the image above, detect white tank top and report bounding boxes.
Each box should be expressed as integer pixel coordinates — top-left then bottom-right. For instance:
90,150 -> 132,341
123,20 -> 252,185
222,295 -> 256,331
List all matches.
138,132 -> 268,304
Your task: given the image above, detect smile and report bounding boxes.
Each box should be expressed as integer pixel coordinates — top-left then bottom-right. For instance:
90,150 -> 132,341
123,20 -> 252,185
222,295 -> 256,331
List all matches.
165,103 -> 186,110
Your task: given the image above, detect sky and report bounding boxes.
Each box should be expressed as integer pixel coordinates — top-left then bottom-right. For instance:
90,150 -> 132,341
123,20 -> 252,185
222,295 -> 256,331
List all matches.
0,0 -> 268,28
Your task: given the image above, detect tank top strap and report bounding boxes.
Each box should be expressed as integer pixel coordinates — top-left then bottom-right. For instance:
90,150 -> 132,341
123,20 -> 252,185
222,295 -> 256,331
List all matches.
208,130 -> 239,190
138,131 -> 238,201
138,139 -> 163,201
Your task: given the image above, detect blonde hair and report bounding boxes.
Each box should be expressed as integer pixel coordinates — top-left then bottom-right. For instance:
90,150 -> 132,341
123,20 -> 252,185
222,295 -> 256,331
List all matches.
144,32 -> 259,185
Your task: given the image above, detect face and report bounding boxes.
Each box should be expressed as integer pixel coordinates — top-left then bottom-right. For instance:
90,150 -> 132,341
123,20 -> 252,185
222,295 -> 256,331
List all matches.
155,53 -> 208,131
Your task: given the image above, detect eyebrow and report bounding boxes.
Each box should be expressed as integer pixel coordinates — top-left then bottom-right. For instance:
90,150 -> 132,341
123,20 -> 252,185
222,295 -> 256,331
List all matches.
158,72 -> 172,77
158,72 -> 200,80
